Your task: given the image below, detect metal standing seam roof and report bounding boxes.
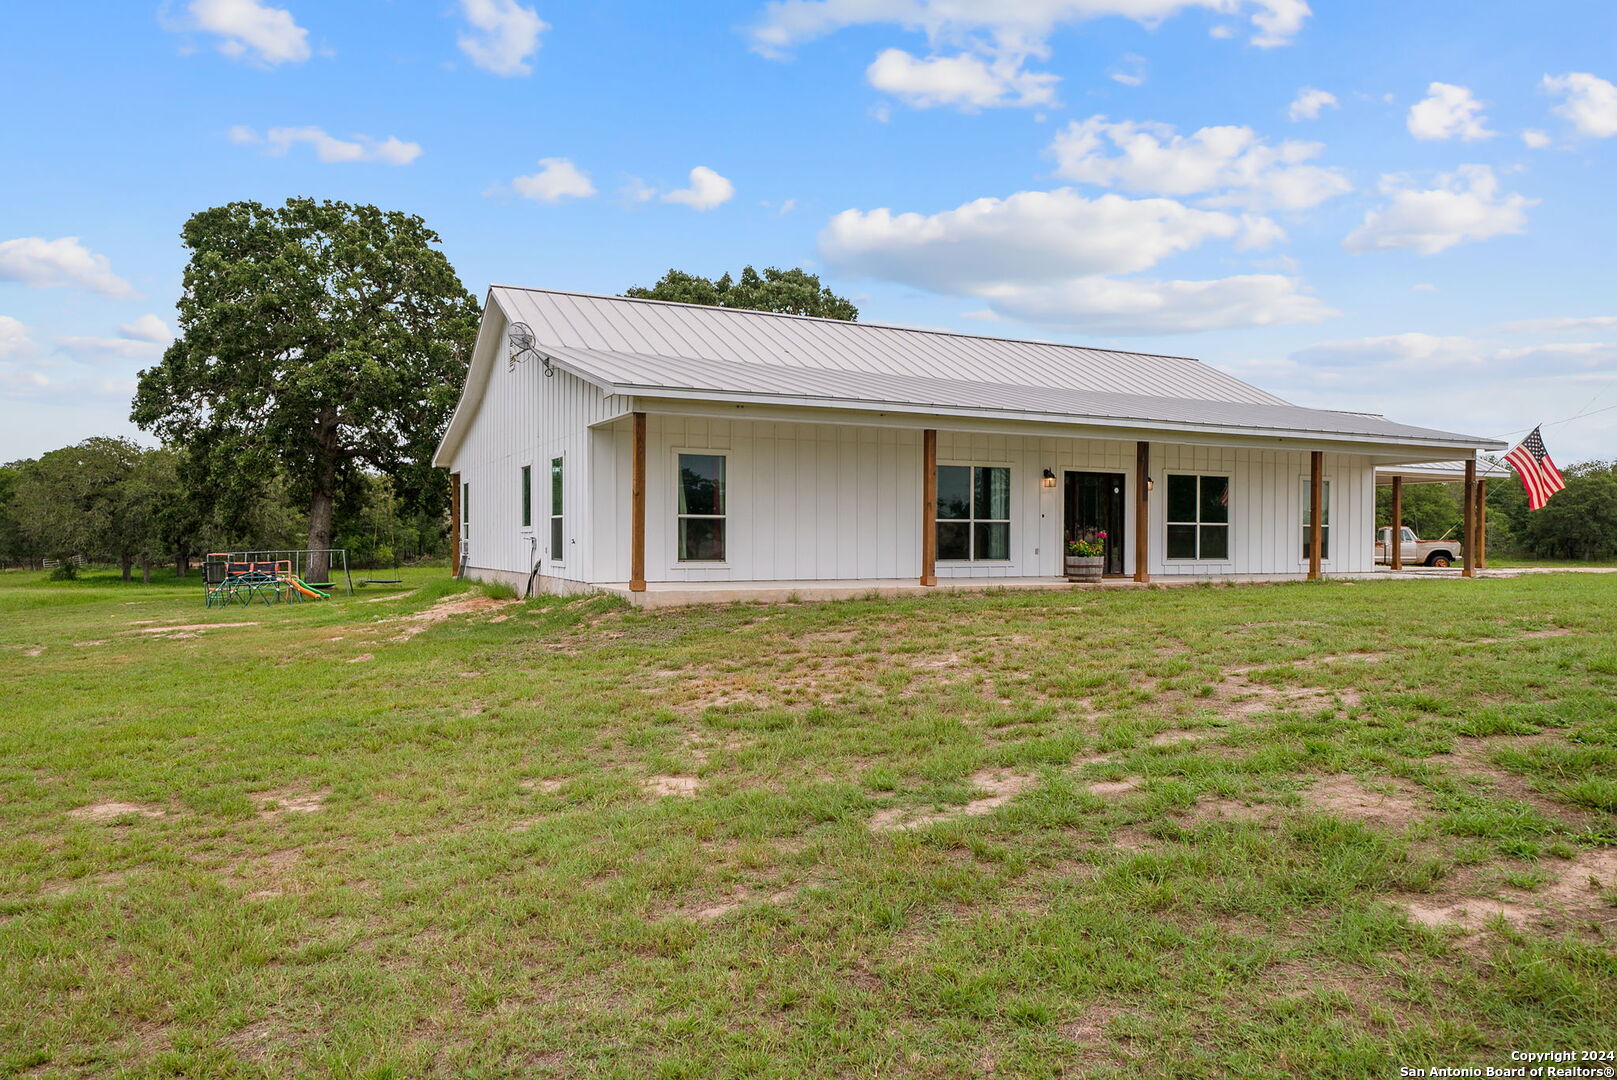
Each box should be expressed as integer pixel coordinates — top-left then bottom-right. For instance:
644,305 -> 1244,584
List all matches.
538,344 -> 1504,447
431,287 -> 1507,465
491,285 -> 1290,405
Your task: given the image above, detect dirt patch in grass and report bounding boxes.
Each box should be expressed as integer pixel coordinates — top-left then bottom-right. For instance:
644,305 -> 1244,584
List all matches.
1394,848 -> 1617,935
386,594 -> 515,642
520,778 -> 566,793
1432,736 -> 1596,826
1059,1004 -> 1123,1046
643,775 -> 701,798
68,801 -> 166,822
254,790 -> 328,818
346,653 -> 374,664
665,877 -> 822,921
230,849 -> 304,899
869,770 -> 1036,832
1301,774 -> 1423,828
1179,774 -> 1422,828
1088,777 -> 1143,797
1148,729 -> 1216,746
128,621 -> 259,636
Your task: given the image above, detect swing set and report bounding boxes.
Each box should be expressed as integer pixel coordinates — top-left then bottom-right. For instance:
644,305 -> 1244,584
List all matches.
202,549 -> 353,608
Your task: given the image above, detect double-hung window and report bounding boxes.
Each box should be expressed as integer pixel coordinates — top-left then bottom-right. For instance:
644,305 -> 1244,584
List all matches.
520,465 -> 533,528
677,453 -> 726,561
1165,474 -> 1230,560
1301,478 -> 1330,561
550,457 -> 564,561
936,465 -> 1010,561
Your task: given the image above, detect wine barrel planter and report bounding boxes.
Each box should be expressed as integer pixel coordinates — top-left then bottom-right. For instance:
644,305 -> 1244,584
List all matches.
1065,555 -> 1104,582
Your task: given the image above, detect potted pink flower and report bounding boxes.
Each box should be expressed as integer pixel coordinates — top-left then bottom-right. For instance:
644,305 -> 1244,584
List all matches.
1065,531 -> 1106,582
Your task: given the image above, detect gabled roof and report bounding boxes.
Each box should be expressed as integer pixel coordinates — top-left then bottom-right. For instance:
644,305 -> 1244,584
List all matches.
492,285 -> 1286,405
434,287 -> 1506,466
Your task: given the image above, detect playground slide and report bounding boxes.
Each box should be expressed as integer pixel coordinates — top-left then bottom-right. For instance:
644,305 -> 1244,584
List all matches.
286,575 -> 330,600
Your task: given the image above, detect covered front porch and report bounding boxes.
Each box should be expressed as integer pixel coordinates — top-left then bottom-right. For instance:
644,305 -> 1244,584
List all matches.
591,403 -> 1485,596
1374,459 -> 1512,576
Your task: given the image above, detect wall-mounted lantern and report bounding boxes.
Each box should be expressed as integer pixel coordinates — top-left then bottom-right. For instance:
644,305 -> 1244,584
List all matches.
1041,468 -> 1057,489
1147,476 -> 1155,492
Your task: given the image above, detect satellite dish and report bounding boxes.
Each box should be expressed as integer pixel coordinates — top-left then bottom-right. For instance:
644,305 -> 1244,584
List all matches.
506,321 -> 555,376
507,321 -> 537,369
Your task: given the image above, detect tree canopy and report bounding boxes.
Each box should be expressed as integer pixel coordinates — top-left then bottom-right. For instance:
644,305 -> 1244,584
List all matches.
625,266 -> 858,320
130,198 -> 481,581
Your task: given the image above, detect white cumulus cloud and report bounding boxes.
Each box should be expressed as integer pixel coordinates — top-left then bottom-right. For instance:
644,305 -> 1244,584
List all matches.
0,237 -> 134,297
662,167 -> 735,211
818,186 -> 1334,334
749,0 -> 1311,57
1406,82 -> 1494,141
457,0 -> 547,76
1287,86 -> 1337,121
509,158 -> 596,203
0,316 -> 35,360
229,125 -> 422,165
117,315 -> 174,344
1500,315 -> 1617,333
1343,165 -> 1532,256
1048,116 -> 1351,211
1541,72 -> 1617,138
1521,128 -> 1551,149
866,48 -> 1058,109
184,0 -> 311,65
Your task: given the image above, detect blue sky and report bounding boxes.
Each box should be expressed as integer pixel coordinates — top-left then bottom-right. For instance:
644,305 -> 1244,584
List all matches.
3,0 -> 1616,461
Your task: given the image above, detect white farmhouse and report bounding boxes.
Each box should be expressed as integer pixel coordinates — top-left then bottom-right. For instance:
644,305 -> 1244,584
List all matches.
433,287 -> 1504,604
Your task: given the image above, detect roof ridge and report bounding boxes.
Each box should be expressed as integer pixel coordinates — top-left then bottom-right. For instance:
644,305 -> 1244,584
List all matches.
488,283 -> 1206,364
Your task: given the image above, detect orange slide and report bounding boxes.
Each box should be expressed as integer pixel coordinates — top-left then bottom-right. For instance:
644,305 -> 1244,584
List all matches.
285,575 -> 329,600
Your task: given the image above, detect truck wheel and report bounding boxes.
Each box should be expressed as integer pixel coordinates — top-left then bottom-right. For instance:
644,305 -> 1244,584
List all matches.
1426,553 -> 1452,567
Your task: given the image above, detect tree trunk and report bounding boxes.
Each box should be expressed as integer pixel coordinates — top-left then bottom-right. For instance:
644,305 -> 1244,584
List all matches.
120,556 -> 132,582
305,418 -> 340,584
142,557 -> 151,585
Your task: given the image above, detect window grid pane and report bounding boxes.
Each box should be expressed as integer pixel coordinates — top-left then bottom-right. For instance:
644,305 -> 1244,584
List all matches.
1166,474 -> 1231,559
935,465 -> 1011,560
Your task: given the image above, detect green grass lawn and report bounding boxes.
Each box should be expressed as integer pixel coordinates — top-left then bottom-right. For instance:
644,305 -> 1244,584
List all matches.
2,567 -> 1615,1079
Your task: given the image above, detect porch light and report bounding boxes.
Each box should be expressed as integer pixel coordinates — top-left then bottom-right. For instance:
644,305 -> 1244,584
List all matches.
1041,469 -> 1057,488
1147,476 -> 1155,492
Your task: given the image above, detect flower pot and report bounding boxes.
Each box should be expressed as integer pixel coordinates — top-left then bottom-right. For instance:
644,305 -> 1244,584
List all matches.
1065,555 -> 1103,582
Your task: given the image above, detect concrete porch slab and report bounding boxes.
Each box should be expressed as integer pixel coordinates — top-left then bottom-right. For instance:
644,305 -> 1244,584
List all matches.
592,572 -> 1391,608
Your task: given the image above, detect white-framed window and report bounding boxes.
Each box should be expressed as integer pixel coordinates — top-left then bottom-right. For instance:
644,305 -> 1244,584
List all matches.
520,464 -> 533,529
461,482 -> 470,539
1165,473 -> 1230,560
1301,477 -> 1331,562
549,457 -> 564,562
936,464 -> 1011,561
676,451 -> 726,562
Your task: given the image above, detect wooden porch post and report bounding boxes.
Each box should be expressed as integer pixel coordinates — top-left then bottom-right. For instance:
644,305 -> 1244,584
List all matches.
1462,458 -> 1478,578
920,429 -> 937,586
1133,441 -> 1150,583
1476,479 -> 1488,569
1389,475 -> 1403,571
449,472 -> 461,576
630,411 -> 647,592
1308,451 -> 1323,580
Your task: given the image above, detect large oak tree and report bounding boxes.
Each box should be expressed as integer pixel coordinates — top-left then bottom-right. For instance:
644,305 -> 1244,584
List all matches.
626,265 -> 858,320
132,198 -> 481,583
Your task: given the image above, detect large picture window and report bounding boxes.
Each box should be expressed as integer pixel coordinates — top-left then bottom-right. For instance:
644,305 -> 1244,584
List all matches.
1301,478 -> 1330,561
550,457 -> 564,561
936,464 -> 1010,561
1166,474 -> 1230,560
677,453 -> 726,561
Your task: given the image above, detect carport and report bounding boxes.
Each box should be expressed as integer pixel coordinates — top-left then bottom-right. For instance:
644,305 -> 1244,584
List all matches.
1374,460 -> 1512,576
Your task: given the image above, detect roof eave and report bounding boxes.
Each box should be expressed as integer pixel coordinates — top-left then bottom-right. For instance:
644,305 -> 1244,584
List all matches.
588,378 -> 1506,452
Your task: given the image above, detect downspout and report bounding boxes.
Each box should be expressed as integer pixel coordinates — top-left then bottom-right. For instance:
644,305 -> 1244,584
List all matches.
524,534 -> 541,598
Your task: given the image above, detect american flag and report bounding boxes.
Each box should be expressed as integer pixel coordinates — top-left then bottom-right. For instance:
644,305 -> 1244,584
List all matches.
1505,427 -> 1566,510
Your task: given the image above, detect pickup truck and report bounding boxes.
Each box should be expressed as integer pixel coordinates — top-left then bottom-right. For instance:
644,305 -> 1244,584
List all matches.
1375,526 -> 1461,567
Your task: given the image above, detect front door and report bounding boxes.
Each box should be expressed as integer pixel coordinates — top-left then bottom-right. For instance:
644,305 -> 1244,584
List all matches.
1065,472 -> 1126,575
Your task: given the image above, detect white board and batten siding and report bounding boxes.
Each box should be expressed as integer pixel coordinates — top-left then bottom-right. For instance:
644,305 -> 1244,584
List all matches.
452,332 -> 628,582
579,412 -> 1380,584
